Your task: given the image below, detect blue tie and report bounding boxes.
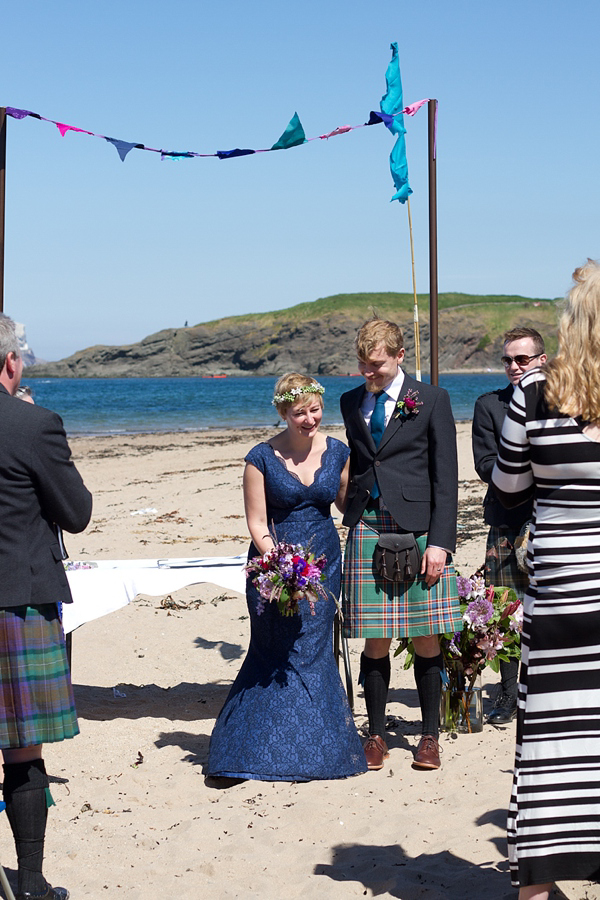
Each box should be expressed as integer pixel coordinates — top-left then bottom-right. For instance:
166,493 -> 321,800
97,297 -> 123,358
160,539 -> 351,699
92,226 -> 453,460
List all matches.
370,391 -> 387,498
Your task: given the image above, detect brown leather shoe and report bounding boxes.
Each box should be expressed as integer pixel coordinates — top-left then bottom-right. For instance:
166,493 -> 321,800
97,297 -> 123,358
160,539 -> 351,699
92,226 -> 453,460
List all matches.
413,734 -> 441,769
363,734 -> 389,770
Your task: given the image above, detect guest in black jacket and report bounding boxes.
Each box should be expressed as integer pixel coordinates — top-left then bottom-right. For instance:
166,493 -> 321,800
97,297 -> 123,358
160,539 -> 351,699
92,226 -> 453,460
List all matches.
472,326 -> 546,724
0,314 -> 92,900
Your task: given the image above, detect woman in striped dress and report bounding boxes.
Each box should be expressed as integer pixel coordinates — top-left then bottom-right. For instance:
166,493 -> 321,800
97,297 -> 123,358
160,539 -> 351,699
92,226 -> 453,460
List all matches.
492,259 -> 600,899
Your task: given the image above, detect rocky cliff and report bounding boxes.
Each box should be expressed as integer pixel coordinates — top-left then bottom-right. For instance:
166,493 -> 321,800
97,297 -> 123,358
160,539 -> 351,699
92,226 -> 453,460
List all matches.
26,294 -> 559,378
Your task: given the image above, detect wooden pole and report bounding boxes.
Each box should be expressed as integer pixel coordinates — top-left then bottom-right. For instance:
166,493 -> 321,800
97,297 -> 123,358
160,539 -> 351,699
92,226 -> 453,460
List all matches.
0,108 -> 6,313
406,197 -> 421,381
428,99 -> 438,385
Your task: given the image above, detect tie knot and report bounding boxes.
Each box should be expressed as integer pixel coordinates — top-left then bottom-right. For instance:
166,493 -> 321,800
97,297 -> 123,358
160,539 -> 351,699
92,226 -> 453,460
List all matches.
375,391 -> 387,405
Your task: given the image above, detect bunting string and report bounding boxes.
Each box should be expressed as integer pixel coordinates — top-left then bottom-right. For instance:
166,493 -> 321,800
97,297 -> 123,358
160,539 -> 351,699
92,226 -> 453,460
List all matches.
4,99 -> 429,164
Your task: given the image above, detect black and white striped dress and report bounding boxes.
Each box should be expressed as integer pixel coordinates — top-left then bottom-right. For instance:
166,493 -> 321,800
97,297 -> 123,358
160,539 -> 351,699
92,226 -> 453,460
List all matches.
492,368 -> 600,888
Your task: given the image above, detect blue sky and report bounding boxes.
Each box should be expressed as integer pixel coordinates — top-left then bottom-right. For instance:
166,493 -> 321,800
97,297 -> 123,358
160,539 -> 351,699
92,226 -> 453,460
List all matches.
2,0 -> 599,360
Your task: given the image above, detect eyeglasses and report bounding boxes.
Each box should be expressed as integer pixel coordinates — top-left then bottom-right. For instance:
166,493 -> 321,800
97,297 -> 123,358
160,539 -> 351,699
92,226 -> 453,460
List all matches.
501,353 -> 542,368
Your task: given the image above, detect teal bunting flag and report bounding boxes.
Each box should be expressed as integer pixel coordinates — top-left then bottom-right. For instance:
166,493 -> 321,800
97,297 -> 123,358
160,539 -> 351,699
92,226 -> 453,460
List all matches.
271,112 -> 306,151
381,42 -> 412,203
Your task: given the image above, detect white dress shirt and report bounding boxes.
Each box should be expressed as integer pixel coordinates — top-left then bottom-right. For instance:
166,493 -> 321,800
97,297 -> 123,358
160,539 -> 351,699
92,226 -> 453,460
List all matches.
360,369 -> 405,428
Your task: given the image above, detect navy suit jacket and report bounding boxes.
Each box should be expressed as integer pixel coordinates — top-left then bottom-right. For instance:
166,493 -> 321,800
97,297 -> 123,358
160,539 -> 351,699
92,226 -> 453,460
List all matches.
340,372 -> 458,552
0,385 -> 92,608
472,384 -> 533,529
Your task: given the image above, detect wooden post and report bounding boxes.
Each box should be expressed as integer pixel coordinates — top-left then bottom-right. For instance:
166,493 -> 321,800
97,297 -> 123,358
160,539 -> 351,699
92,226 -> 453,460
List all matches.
406,197 -> 421,381
0,108 -> 6,313
428,99 -> 438,385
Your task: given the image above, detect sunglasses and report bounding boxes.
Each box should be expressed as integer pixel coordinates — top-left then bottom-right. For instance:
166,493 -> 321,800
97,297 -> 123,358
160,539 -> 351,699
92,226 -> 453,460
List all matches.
501,353 -> 542,368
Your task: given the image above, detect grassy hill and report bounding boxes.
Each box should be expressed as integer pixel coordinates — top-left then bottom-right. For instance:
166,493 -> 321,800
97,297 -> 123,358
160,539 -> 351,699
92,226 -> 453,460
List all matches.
27,291 -> 562,378
196,291 -> 561,357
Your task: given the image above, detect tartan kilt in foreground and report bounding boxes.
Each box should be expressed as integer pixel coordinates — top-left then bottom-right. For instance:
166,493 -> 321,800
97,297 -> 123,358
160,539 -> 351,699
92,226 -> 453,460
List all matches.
0,604 -> 79,748
484,525 -> 529,602
342,508 -> 461,638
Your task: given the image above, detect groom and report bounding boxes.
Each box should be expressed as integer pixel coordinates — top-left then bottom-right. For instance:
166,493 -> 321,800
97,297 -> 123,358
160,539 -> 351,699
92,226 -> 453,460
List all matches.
341,317 -> 461,770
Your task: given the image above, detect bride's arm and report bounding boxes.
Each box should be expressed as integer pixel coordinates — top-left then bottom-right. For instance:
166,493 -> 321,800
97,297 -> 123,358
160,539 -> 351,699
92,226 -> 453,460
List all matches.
334,458 -> 351,514
243,462 -> 276,555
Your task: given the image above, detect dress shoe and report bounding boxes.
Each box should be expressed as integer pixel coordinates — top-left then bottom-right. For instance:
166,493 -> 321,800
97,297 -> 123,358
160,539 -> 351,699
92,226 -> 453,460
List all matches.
363,734 -> 389,770
413,734 -> 441,770
16,885 -> 69,900
487,692 -> 517,725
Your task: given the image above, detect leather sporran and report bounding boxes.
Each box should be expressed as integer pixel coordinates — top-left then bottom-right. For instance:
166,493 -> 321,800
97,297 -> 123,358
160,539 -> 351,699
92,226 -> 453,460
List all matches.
374,533 -> 421,582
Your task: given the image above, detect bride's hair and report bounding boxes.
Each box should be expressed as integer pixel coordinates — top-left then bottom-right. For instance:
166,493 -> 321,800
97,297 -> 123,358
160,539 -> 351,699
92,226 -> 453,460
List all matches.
544,259 -> 600,422
272,373 -> 325,417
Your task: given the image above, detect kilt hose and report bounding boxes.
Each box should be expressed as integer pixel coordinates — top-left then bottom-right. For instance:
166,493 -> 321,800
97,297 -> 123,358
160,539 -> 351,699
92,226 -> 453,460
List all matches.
342,507 -> 461,639
0,604 -> 78,748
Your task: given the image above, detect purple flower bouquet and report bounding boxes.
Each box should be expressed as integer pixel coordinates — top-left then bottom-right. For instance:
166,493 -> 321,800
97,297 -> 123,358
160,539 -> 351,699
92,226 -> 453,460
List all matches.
245,540 -> 327,617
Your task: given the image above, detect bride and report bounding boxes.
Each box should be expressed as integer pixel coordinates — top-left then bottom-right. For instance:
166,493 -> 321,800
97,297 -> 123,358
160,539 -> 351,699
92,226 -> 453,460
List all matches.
206,373 -> 367,782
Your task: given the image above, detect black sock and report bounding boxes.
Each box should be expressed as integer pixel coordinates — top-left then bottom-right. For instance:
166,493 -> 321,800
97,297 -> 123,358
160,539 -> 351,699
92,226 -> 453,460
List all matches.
359,652 -> 390,737
500,657 -> 519,700
414,653 -> 444,738
3,758 -> 49,896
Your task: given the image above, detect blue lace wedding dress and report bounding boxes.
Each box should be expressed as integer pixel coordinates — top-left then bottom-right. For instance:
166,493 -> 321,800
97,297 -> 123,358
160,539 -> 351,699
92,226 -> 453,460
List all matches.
207,437 -> 367,781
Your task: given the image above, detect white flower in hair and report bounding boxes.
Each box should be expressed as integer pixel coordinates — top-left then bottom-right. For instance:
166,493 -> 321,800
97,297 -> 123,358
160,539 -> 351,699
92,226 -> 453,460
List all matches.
272,382 -> 325,405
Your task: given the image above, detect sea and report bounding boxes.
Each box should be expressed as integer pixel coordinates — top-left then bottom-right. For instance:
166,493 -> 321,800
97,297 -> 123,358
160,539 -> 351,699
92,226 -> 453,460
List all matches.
24,374 -> 503,436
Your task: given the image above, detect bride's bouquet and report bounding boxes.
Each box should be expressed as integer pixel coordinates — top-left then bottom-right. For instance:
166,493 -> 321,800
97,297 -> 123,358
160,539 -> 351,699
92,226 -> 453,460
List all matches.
245,540 -> 327,617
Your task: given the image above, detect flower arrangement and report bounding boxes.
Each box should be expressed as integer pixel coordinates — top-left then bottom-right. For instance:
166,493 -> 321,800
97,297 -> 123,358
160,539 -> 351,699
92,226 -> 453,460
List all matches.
394,388 -> 423,419
441,572 -> 522,731
245,540 -> 327,617
397,569 -> 522,732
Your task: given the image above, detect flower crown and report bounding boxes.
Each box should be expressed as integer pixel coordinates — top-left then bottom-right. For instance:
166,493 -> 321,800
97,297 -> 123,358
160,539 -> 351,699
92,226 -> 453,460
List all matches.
272,382 -> 325,406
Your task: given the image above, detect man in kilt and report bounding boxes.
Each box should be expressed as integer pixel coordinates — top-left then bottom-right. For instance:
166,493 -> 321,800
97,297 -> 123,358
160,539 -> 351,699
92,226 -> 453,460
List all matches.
341,317 -> 461,771
0,315 -> 92,900
472,326 -> 546,724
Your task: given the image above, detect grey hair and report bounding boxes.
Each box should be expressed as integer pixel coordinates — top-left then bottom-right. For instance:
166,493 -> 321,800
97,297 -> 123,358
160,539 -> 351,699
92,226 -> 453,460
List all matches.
0,315 -> 20,371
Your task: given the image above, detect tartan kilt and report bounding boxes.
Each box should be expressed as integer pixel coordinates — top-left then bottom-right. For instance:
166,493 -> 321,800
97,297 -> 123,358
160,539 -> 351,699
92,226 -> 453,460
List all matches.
484,525 -> 530,601
342,508 -> 461,638
0,604 -> 78,748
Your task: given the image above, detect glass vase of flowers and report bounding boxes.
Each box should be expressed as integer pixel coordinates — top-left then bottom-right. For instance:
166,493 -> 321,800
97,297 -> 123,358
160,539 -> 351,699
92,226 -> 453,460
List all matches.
397,569 -> 523,734
440,572 -> 522,733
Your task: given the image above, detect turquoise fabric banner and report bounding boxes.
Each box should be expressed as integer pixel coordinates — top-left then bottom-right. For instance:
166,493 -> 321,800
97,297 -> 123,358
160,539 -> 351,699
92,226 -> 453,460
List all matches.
380,42 -> 412,203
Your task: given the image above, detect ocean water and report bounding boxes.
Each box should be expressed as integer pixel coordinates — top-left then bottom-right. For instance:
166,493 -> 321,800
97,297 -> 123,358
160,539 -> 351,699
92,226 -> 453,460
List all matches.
24,374 -> 504,436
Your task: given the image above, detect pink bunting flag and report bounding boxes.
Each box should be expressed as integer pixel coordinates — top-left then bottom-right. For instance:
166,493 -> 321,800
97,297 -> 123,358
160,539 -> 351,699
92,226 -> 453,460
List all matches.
54,122 -> 93,138
319,125 -> 353,140
403,99 -> 429,117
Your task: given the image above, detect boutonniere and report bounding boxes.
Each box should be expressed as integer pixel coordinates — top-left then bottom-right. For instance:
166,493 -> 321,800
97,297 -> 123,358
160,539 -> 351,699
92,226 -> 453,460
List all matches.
394,388 -> 423,419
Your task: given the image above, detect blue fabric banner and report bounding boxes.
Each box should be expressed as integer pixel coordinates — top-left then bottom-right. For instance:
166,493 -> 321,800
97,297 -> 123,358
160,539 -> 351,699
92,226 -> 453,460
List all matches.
380,42 -> 412,203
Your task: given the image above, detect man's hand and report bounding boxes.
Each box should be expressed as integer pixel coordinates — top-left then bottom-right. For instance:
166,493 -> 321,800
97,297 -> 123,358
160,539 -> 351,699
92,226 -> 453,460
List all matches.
421,546 -> 447,587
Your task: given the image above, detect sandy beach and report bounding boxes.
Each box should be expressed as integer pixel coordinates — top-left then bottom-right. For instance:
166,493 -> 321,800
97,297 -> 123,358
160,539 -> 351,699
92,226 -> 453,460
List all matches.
0,424 -> 592,900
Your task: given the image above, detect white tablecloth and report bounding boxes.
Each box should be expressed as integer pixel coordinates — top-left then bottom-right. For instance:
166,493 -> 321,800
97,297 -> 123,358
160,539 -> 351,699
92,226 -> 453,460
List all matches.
63,556 -> 247,634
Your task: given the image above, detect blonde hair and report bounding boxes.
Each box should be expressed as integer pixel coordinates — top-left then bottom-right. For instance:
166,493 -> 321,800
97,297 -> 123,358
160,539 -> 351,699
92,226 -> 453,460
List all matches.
544,259 -> 600,422
272,373 -> 325,417
355,317 -> 404,361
